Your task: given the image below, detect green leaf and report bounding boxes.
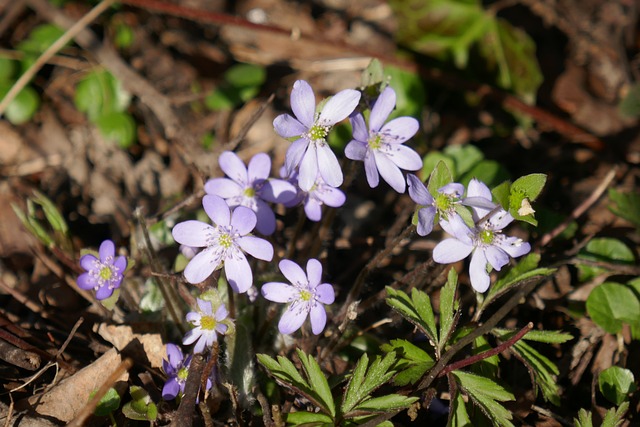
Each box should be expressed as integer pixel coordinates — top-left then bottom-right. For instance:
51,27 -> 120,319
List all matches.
11,202 -> 54,247
32,190 -> 68,235
449,391 -> 473,427
619,82 -> 640,118
601,402 -> 629,427
122,386 -> 157,421
427,160 -> 455,196
471,335 -> 499,378
296,349 -> 336,417
384,65 -> 426,119
385,287 -> 438,344
479,253 -> 555,317
451,371 -> 515,427
0,58 -> 16,82
225,63 -> 266,88
421,152 -> 456,182
139,278 -> 165,312
257,353 -> 309,389
92,387 -> 121,417
341,352 -> 397,416
573,409 -> 593,427
508,173 -> 546,225
286,411 -> 333,426
113,22 -> 135,49
493,328 -> 572,344
381,339 -> 435,386
439,268 -> 459,351
444,144 -> 484,177
492,181 -> 511,211
361,58 -> 385,89
608,188 -> 640,228
354,394 -> 418,412
205,86 -> 241,110
460,160 -> 510,188
499,335 -> 561,405
577,237 -> 635,282
599,366 -> 636,405
75,70 -> 131,121
586,282 -> 640,334
0,84 -> 40,125
95,111 -> 137,148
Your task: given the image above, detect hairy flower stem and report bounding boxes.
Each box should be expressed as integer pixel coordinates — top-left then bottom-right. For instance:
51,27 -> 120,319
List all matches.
135,208 -> 186,334
438,322 -> 533,377
170,352 -> 205,427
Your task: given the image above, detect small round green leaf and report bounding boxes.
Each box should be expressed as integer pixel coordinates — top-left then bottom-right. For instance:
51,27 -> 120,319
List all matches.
599,366 -> 636,405
92,387 -> 121,417
0,58 -> 16,82
95,111 -> 137,148
3,85 -> 40,125
578,237 -> 635,282
586,282 -> 640,334
224,63 -> 266,88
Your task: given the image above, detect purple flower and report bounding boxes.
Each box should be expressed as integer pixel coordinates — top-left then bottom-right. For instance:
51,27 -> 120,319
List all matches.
261,259 -> 335,335
274,80 -> 360,191
183,299 -> 230,353
407,174 -> 468,236
162,343 -> 212,400
171,195 -> 273,292
77,240 -> 127,300
345,87 -> 423,193
204,151 -> 297,235
280,167 -> 346,221
433,208 -> 531,293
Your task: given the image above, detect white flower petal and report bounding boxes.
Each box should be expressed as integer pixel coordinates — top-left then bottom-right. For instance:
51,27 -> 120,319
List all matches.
469,250 -> 491,293
279,259 -> 307,287
261,282 -> 298,303
369,87 -> 396,132
317,144 -> 343,188
172,220 -> 214,247
203,195 -> 230,226
309,303 -> 327,335
218,151 -> 248,184
433,238 -> 473,264
237,236 -> 274,261
306,258 -> 323,286
224,251 -> 252,293
184,247 -> 221,284
278,303 -> 308,334
318,89 -> 361,125
291,80 -> 316,128
373,150 -> 406,193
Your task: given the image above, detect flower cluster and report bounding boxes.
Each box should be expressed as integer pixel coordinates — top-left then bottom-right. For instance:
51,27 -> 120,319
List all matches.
408,176 -> 531,292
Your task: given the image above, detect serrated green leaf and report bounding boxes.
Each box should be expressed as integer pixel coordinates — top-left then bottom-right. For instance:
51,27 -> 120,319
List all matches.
412,288 -> 438,343
493,328 -> 572,344
386,287 -> 437,343
96,111 -> 137,148
601,402 -> 629,427
471,335 -> 499,378
449,391 -> 472,427
577,237 -> 635,282
451,371 -> 515,427
341,352 -> 397,415
381,339 -> 435,386
354,394 -> 418,412
608,188 -> 640,228
499,335 -> 561,405
428,160 -> 455,196
587,282 -> 640,334
257,353 -> 309,389
296,349 -> 335,417
599,367 -> 636,406
444,144 -> 484,177
286,411 -> 333,426
479,253 -> 554,317
439,269 -> 458,351
92,387 -> 120,417
574,409 -> 593,427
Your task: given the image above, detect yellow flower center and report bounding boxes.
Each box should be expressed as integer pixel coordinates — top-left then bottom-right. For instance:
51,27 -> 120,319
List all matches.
200,315 -> 217,331
99,266 -> 113,281
299,290 -> 312,301
218,233 -> 233,248
308,124 -> 329,142
368,134 -> 382,150
244,187 -> 256,198
177,367 -> 189,381
479,229 -> 494,245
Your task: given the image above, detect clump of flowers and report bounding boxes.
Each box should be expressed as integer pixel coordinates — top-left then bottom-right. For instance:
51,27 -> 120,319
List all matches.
183,298 -> 232,354
274,80 -> 360,191
77,239 -> 127,300
261,258 -> 335,335
432,179 -> 531,293
204,151 -> 296,235
171,195 -> 273,292
345,86 -> 423,193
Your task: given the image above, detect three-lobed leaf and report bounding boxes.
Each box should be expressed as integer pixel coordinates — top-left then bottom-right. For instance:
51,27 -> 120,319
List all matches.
439,269 -> 459,352
380,339 -> 435,386
586,281 -> 640,334
341,352 -> 397,416
451,370 -> 515,427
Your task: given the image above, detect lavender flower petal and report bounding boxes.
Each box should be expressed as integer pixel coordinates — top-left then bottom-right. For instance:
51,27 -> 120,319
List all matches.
183,247 -> 221,284
469,250 -> 491,293
373,150 -> 406,193
204,178 -> 243,198
317,89 -> 361,126
224,251 -> 252,293
345,139 -> 367,161
248,153 -> 271,182
369,87 -> 396,132
279,305 -> 307,335
309,303 -> 327,335
379,117 -> 419,143
77,272 -> 96,290
315,283 -> 335,304
279,259 -> 307,286
80,254 -> 98,271
316,144 -> 343,188
172,220 -> 213,247
291,80 -> 316,128
260,179 -> 297,204
261,282 -> 297,303
274,114 -> 308,138
433,238 -> 473,263
230,206 -> 257,236
349,113 -> 369,142
203,195 -> 230,227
